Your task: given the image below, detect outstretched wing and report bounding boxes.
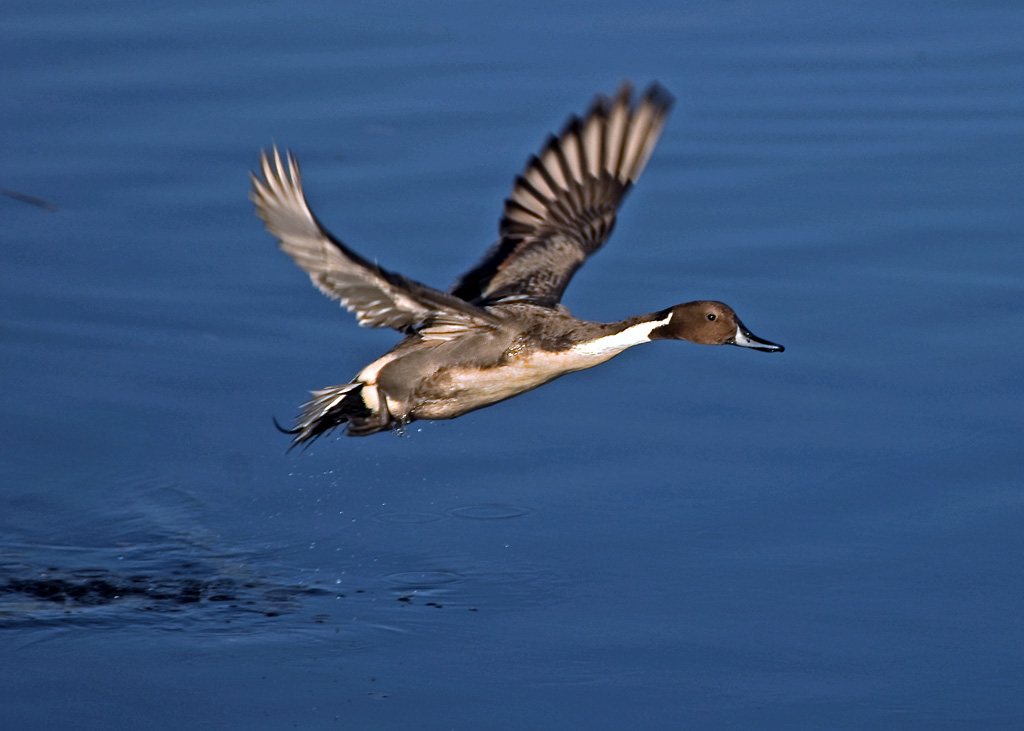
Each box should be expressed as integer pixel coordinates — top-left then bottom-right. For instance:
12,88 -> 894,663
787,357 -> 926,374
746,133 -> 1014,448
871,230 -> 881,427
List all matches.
449,82 -> 674,307
251,147 -> 497,335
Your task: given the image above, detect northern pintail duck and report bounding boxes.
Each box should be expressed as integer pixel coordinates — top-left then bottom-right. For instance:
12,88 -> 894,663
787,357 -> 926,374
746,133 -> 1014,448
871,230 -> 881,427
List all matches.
252,82 -> 783,446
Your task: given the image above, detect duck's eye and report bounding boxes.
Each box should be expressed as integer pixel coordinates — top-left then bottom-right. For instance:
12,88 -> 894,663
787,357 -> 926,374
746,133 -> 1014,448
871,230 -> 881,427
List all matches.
706,313 -> 716,321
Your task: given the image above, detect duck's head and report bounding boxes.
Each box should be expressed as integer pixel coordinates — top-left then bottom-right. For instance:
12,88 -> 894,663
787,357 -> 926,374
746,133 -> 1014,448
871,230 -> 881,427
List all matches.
652,301 -> 784,352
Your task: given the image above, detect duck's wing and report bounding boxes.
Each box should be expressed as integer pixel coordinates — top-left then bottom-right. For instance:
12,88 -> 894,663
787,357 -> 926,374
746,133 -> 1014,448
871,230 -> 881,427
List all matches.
449,82 -> 674,307
251,147 -> 498,336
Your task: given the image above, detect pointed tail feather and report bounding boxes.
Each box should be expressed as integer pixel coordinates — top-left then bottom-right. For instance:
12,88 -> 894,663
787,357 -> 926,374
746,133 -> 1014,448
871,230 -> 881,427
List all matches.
283,383 -> 370,449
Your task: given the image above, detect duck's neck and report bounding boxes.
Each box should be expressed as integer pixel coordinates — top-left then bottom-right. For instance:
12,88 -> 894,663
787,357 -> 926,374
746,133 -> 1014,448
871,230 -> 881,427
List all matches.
568,310 -> 672,358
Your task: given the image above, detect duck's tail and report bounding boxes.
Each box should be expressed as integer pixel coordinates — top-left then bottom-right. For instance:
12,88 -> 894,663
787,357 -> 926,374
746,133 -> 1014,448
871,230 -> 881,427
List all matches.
277,382 -> 384,449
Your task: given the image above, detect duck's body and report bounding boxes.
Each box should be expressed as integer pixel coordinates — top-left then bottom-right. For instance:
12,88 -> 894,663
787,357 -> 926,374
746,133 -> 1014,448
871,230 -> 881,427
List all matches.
359,306 -> 662,421
251,83 -> 783,446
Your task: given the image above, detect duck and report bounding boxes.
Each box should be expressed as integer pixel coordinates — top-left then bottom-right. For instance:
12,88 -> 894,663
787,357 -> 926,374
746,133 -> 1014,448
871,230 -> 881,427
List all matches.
251,82 -> 783,447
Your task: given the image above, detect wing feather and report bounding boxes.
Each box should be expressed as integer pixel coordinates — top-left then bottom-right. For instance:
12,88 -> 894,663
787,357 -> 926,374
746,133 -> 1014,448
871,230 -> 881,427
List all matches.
450,82 -> 674,307
251,147 -> 496,334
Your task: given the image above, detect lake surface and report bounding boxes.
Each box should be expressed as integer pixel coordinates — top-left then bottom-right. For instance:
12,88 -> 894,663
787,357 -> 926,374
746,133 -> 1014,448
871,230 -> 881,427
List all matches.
2,1 -> 1023,728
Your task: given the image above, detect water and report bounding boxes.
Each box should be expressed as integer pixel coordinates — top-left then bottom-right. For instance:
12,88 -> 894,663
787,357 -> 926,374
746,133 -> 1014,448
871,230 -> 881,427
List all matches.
2,1 -> 1023,728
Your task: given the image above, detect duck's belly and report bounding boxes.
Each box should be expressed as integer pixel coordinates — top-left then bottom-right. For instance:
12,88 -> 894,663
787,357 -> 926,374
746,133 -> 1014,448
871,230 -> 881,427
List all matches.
387,348 -> 607,421
416,363 -> 559,419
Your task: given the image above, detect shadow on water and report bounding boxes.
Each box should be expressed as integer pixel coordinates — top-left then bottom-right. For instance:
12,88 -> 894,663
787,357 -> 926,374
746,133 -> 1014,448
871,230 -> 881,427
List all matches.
0,548 -> 336,632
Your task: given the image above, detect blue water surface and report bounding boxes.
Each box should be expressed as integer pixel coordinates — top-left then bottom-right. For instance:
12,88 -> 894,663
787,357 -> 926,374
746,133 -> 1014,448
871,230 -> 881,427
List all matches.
2,1 -> 1023,728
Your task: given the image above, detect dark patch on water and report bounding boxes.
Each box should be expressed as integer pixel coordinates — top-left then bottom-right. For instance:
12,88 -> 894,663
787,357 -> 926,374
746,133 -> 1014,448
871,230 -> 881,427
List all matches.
0,557 -> 481,631
2,571 -> 246,607
0,186 -> 58,211
0,562 -> 335,628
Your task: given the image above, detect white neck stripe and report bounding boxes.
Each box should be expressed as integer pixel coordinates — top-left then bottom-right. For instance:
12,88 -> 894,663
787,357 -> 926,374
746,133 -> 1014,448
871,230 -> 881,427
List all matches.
569,314 -> 672,357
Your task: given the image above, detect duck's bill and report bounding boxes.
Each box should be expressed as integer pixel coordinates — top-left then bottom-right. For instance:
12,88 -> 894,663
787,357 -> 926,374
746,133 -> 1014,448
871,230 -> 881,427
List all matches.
731,327 -> 784,353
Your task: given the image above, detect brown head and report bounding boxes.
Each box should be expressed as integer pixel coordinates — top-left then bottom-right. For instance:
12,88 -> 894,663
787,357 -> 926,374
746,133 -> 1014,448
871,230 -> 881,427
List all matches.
650,301 -> 784,352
